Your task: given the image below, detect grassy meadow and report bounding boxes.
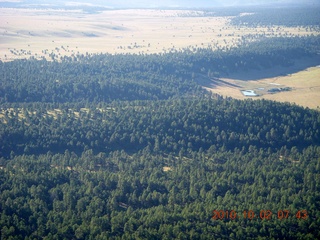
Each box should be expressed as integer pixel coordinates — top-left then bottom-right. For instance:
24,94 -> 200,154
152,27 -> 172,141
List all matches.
1,8 -> 317,60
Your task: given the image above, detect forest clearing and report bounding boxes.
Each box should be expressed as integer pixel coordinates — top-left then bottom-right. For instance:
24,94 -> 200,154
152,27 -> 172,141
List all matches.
204,65 -> 320,109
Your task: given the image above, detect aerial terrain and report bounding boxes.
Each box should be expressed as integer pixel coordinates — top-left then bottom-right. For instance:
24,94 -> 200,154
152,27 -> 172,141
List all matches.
0,0 -> 319,239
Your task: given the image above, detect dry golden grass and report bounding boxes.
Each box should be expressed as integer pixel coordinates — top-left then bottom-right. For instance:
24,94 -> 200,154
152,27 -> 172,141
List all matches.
258,67 -> 320,109
0,8 -> 318,61
205,66 -> 320,109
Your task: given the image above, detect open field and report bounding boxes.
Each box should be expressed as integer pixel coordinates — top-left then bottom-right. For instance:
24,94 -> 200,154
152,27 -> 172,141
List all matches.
204,66 -> 320,110
0,8 -> 319,61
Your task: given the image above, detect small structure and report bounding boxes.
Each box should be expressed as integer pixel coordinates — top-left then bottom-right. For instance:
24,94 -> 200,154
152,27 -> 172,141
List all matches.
268,88 -> 281,93
268,87 -> 291,93
118,202 -> 129,209
269,83 -> 281,86
241,90 -> 258,97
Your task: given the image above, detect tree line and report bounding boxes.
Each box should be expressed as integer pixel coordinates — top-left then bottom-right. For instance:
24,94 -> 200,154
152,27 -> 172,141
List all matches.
1,36 -> 319,104
230,6 -> 320,27
1,98 -> 319,159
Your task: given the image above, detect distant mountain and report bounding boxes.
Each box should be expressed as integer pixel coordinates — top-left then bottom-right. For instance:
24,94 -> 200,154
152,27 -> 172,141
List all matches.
0,0 -> 319,9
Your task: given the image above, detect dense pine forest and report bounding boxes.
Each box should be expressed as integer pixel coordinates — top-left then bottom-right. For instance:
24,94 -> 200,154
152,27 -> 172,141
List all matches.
0,5 -> 320,240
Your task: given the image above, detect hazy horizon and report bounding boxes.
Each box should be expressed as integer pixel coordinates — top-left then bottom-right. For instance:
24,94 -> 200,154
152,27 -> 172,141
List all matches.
0,0 -> 319,9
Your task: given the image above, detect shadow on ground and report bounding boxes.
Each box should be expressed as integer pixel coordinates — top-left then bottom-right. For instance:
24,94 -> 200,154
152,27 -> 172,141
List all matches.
197,76 -> 241,89
219,56 -> 320,81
